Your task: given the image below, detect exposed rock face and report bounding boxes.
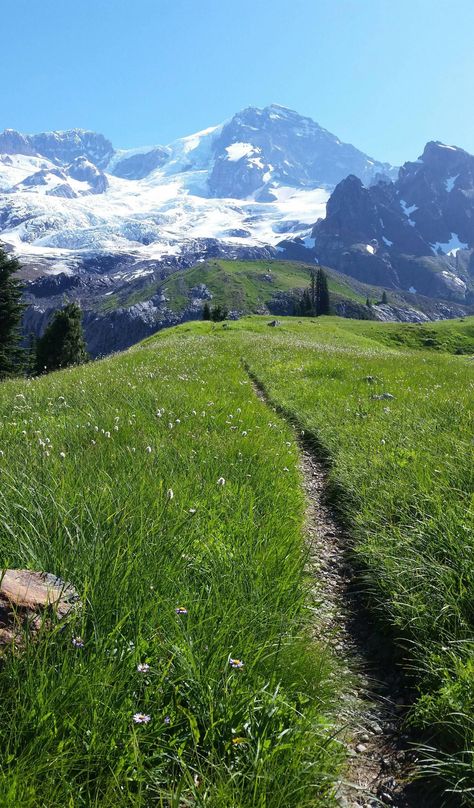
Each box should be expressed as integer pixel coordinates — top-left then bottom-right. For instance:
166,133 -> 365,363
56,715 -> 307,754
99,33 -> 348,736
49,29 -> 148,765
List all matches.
303,142 -> 474,301
66,156 -> 109,194
397,141 -> 474,246
31,129 -> 114,168
0,128 -> 114,167
112,146 -> 171,179
0,129 -> 35,156
208,105 -> 395,199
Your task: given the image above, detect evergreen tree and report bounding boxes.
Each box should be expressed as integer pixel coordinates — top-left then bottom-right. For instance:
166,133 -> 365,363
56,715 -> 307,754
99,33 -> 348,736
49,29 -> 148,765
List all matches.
381,290 -> 388,305
310,270 -> 317,314
315,267 -> 330,316
202,302 -> 211,320
35,301 -> 88,374
366,297 -> 372,307
210,305 -> 228,322
295,289 -> 311,316
26,331 -> 38,377
0,246 -> 25,379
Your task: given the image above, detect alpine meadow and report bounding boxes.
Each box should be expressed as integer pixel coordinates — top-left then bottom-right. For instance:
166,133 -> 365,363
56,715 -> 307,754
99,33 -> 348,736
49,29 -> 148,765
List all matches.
2,1 -> 474,805
0,315 -> 472,806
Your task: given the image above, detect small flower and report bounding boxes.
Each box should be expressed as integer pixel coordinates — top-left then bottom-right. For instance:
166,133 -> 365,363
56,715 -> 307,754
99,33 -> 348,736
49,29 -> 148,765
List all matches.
232,736 -> 247,745
137,663 -> 150,673
164,715 -> 171,724
105,431 -> 111,438
242,431 -> 248,436
59,451 -> 66,459
189,508 -> 196,514
175,606 -> 188,615
145,445 -> 152,453
72,636 -> 84,648
217,477 -> 226,486
133,713 -> 151,724
229,658 -> 244,669
167,488 -> 174,500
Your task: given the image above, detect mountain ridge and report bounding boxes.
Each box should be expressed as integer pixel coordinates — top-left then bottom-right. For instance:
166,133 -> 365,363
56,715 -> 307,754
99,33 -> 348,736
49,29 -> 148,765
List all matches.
1,104 -> 474,354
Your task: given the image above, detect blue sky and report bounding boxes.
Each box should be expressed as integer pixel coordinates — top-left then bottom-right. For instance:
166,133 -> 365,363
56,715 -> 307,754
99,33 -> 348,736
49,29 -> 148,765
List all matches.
1,0 -> 473,164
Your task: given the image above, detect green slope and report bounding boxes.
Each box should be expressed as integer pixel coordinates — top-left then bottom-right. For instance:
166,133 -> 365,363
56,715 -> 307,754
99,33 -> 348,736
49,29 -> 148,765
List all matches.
108,259 -> 390,315
0,315 -> 472,805
101,259 -> 472,326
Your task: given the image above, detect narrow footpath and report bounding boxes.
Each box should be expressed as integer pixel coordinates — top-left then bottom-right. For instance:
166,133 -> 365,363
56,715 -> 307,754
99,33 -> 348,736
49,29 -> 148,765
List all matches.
250,373 -> 420,808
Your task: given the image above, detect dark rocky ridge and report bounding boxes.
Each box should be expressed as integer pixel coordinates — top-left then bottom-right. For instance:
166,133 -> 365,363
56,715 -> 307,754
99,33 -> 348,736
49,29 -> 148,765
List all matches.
279,141 -> 474,302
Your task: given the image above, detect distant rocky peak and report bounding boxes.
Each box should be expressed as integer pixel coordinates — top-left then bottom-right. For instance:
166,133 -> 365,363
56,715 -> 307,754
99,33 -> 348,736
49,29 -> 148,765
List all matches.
0,128 -> 114,168
30,129 -> 114,169
399,140 -> 474,188
0,129 -> 35,156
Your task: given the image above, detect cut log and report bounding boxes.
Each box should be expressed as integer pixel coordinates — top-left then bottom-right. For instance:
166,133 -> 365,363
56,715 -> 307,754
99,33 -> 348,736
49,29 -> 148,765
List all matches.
0,569 -> 79,649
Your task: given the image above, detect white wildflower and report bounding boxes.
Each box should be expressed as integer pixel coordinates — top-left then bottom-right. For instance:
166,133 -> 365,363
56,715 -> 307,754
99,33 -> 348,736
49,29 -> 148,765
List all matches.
133,713 -> 151,724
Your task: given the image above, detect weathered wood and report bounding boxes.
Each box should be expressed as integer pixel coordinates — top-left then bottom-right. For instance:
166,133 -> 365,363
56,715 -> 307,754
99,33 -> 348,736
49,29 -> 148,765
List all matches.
0,569 -> 79,648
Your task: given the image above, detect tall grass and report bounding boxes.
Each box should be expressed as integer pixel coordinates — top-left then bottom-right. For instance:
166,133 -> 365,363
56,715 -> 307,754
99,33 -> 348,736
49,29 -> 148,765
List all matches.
230,315 -> 473,803
0,337 -> 340,806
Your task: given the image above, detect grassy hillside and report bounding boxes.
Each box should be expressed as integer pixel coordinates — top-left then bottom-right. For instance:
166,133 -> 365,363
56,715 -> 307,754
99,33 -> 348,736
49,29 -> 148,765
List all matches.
105,258 -> 439,316
0,315 -> 473,804
106,259 -> 368,314
149,316 -> 474,801
0,328 -> 340,807
161,259 -> 367,312
352,316 -> 474,354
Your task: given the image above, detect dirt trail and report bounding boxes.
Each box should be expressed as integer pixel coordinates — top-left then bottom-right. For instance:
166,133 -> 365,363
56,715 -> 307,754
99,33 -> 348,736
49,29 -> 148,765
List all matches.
250,375 -> 419,807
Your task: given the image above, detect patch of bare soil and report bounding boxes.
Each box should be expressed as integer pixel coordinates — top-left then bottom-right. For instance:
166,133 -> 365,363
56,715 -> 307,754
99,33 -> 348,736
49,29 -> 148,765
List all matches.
301,448 -> 417,807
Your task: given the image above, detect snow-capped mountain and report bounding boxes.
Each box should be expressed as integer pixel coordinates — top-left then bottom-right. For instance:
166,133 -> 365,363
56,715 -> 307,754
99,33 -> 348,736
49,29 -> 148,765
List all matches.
1,104 -> 473,356
0,105 -> 393,268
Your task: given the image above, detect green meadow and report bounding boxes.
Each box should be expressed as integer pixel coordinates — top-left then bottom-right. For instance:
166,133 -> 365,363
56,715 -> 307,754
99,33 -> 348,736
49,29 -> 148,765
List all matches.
0,315 -> 472,805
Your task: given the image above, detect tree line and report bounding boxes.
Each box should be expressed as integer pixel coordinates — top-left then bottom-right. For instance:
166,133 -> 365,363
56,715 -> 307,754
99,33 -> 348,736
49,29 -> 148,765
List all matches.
200,268 -> 331,322
0,245 -> 88,381
295,267 -> 330,316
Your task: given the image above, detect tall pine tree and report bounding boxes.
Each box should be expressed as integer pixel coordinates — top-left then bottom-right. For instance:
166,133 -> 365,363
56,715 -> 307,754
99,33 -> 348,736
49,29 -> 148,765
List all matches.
0,245 -> 25,379
315,267 -> 330,316
35,301 -> 88,374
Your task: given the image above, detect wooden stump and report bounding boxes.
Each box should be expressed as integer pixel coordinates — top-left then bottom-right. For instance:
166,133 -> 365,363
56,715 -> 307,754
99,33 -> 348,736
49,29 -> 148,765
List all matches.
0,570 -> 79,648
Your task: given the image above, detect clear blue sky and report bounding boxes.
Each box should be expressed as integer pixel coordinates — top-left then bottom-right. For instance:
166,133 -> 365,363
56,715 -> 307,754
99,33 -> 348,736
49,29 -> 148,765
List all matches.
1,0 -> 473,164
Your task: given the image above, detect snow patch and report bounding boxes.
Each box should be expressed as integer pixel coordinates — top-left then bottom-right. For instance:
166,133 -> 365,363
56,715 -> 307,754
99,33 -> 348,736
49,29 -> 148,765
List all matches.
225,143 -> 256,162
431,233 -> 468,256
445,174 -> 459,193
